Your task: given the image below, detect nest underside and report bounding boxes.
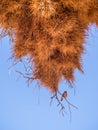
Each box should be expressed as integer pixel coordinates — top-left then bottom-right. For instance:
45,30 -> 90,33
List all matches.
0,0 -> 98,92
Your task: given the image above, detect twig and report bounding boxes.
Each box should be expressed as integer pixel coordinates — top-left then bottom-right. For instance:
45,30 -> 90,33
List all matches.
50,90 -> 78,119
66,99 -> 78,109
16,70 -> 35,86
0,31 -> 8,39
50,93 -> 65,115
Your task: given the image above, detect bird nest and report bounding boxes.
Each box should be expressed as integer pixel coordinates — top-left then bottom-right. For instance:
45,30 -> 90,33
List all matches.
0,0 -> 98,93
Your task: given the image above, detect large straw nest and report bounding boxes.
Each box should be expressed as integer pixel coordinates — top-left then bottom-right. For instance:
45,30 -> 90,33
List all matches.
0,0 -> 98,93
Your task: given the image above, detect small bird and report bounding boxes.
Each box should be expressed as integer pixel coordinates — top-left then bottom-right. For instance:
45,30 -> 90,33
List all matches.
61,91 -> 67,101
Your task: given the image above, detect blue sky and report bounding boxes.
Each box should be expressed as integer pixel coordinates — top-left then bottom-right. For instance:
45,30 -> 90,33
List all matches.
0,24 -> 98,130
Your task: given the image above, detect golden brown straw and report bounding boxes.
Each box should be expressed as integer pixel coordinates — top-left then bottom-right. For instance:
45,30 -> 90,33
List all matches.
0,0 -> 98,93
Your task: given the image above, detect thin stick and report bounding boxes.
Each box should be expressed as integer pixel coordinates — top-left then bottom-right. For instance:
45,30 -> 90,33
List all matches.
66,99 -> 78,109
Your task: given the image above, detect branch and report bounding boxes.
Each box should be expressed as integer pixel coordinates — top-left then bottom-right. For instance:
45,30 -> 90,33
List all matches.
50,92 -> 65,116
50,90 -> 78,118
16,70 -> 35,86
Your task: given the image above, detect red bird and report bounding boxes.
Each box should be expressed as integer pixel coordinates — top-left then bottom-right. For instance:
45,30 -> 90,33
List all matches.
61,91 -> 67,101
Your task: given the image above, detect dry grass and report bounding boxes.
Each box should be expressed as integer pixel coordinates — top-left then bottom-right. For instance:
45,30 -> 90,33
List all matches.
0,0 -> 98,93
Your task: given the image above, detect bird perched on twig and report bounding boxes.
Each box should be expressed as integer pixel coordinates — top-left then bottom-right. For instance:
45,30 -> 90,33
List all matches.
61,91 -> 67,101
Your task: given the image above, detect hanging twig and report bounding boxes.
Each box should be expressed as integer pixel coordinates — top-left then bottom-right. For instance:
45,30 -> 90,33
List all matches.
66,99 -> 78,109
50,92 -> 65,116
50,90 -> 78,119
16,70 -> 35,86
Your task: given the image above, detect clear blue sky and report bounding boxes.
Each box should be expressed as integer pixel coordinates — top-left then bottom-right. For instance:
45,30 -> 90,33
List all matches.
0,24 -> 98,130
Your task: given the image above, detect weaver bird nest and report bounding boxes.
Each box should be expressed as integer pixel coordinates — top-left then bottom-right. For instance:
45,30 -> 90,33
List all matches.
0,0 -> 98,94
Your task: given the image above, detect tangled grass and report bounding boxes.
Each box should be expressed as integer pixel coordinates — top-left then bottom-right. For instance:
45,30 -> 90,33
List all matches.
0,0 -> 98,93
